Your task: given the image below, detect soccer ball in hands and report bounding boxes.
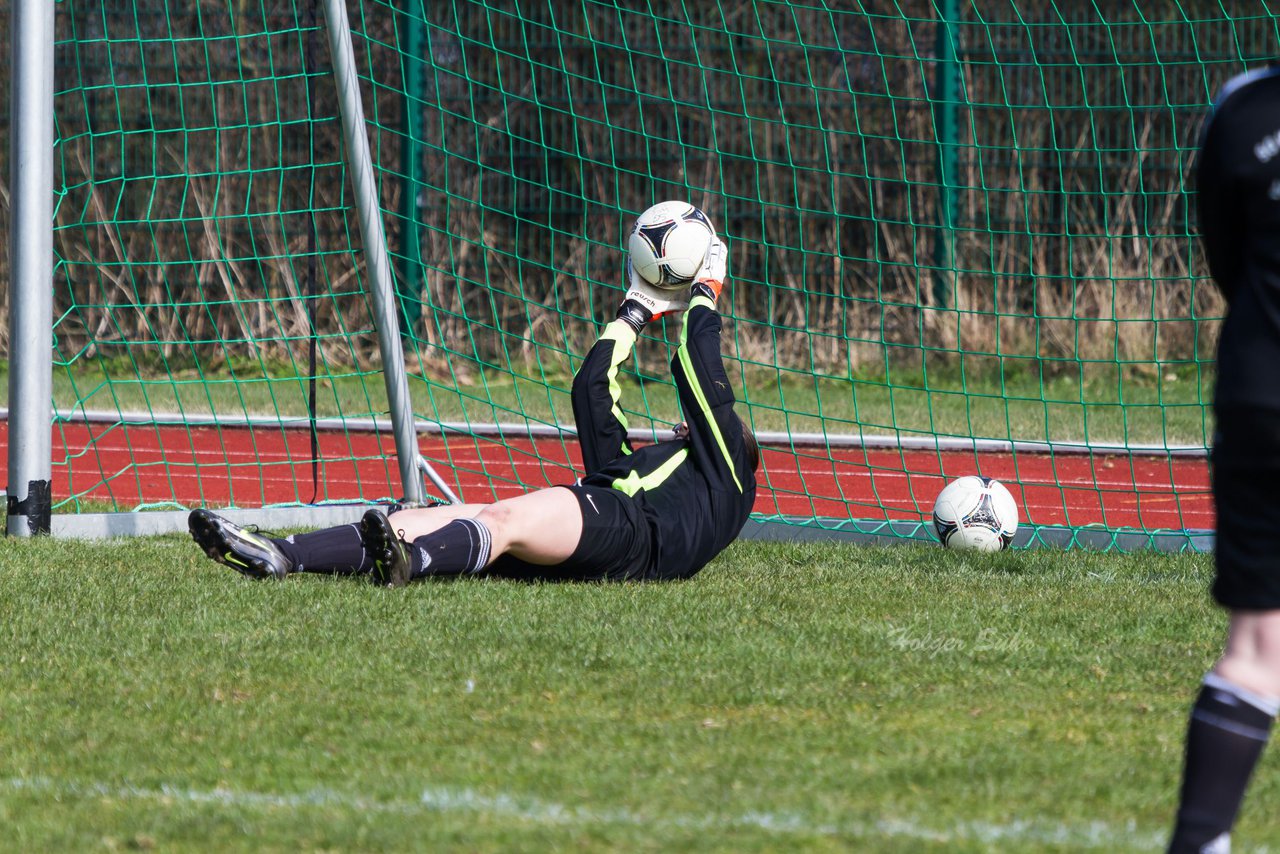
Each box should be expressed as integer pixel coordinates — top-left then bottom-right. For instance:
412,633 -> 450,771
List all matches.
627,201 -> 716,289
931,475 -> 1019,552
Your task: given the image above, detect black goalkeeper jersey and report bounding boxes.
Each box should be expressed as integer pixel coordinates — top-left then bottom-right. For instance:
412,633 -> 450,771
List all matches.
569,295 -> 757,579
1198,66 -> 1280,415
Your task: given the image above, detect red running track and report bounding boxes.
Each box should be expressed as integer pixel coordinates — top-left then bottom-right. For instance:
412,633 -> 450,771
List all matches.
0,420 -> 1213,532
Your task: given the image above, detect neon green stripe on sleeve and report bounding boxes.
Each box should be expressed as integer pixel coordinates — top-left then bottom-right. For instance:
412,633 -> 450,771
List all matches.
677,310 -> 743,492
600,320 -> 637,453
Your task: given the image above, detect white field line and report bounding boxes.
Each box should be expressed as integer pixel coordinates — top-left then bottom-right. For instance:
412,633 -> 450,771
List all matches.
2,776 -> 1165,849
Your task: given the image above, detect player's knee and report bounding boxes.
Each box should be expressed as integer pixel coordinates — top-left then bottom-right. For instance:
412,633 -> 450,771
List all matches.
476,501 -> 515,543
1216,652 -> 1280,699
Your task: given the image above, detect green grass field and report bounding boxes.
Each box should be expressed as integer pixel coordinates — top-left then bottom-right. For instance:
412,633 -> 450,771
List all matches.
2,535 -> 1273,851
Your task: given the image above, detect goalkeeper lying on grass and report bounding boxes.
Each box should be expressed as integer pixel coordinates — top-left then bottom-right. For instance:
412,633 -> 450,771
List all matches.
189,236 -> 758,586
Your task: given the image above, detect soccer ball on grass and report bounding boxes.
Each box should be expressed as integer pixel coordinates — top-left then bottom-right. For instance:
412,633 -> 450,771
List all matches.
627,201 -> 716,289
931,475 -> 1018,552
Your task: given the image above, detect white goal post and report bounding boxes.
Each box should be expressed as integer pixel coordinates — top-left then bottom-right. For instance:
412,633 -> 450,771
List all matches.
5,0 -> 441,538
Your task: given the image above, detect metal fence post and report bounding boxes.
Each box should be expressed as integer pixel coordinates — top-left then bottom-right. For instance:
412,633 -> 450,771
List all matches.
398,0 -> 426,334
933,0 -> 961,310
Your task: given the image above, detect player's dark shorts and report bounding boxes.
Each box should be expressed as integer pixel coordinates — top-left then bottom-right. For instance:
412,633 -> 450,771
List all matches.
1211,406 -> 1280,609
487,484 -> 653,582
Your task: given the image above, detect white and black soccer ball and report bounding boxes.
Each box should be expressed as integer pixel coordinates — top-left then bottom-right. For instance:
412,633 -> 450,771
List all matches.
627,201 -> 716,289
931,475 -> 1019,552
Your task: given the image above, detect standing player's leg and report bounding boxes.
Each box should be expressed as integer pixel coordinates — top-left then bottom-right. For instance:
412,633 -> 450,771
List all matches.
1216,611 -> 1280,695
1168,433 -> 1280,852
364,487 -> 584,586
1168,611 -> 1280,853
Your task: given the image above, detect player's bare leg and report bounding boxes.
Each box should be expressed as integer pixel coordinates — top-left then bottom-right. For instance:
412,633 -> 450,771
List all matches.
387,489 -> 583,565
472,488 -> 584,565
365,487 -> 584,585
388,503 -> 488,541
1215,610 -> 1280,698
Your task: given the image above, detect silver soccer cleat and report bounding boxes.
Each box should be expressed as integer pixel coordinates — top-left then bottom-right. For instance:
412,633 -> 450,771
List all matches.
189,509 -> 293,580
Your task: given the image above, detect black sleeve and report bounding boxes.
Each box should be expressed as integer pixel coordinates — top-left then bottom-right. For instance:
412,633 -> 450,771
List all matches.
1197,102 -> 1246,298
669,295 -> 753,493
571,320 -> 638,474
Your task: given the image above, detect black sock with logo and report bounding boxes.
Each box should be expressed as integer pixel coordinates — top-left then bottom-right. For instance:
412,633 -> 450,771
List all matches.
271,524 -> 372,575
409,518 -> 493,579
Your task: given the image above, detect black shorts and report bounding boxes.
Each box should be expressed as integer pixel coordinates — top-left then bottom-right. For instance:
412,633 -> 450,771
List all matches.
1212,408 -> 1280,609
487,484 -> 653,582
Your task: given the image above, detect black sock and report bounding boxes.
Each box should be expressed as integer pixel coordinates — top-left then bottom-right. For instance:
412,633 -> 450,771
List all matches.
1169,675 -> 1276,853
409,518 -> 493,579
271,524 -> 372,575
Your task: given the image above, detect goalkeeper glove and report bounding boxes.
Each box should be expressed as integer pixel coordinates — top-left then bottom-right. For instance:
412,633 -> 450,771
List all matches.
616,261 -> 690,332
691,237 -> 728,301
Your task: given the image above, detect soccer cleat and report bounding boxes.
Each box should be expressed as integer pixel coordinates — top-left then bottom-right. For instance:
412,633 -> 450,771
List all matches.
188,508 -> 293,580
361,508 -> 412,588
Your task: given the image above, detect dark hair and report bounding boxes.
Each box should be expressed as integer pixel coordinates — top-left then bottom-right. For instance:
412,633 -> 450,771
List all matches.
739,414 -> 760,473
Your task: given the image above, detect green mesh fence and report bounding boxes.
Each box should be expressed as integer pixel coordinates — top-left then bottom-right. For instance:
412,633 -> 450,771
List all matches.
42,2 -> 403,510
11,1 -> 1278,546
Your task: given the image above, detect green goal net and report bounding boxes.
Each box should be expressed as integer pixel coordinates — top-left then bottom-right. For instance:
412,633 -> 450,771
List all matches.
7,0 -> 1276,547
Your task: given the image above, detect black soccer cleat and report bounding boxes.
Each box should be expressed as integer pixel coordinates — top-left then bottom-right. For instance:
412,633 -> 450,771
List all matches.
361,508 -> 412,588
188,508 -> 294,581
